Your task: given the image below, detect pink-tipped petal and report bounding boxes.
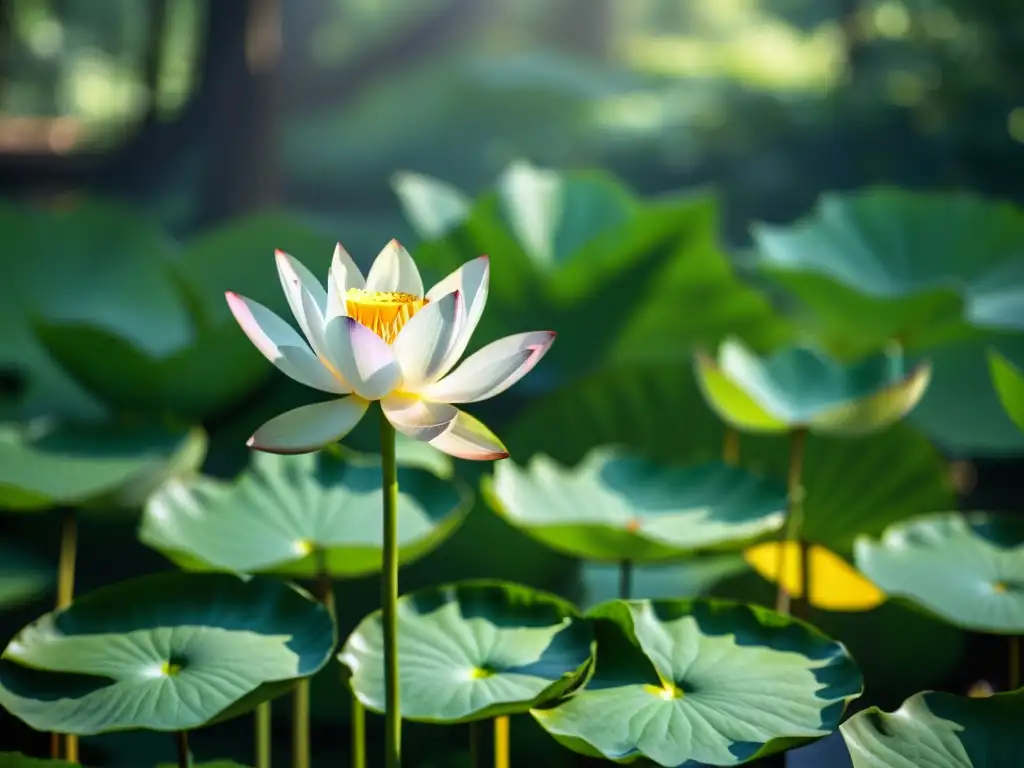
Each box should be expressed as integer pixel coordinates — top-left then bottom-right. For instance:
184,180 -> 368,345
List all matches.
324,316 -> 400,400
225,292 -> 347,394
425,256 -> 490,379
247,397 -> 369,454
392,290 -> 462,388
327,243 -> 365,322
365,239 -> 424,296
275,250 -> 327,342
428,409 -> 509,461
381,393 -> 457,441
418,330 -> 555,403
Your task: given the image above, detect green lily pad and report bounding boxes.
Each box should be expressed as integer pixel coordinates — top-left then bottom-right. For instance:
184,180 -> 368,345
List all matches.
33,214 -> 342,421
694,337 -> 931,435
532,598 -> 862,766
854,511 -> 1024,633
506,361 -> 955,554
0,420 -> 207,512
484,448 -> 786,562
990,349 -> 1024,433
0,572 -> 335,735
338,580 -> 594,723
0,199 -> 191,421
840,689 -> 1024,767
409,170 -> 789,382
908,337 -> 1024,455
0,545 -> 52,610
139,450 -> 470,578
753,188 -> 1024,346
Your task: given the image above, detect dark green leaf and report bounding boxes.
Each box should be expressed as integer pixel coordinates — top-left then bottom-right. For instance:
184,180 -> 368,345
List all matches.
0,572 -> 335,734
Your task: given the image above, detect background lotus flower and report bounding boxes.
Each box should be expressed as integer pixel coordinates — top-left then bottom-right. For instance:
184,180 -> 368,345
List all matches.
225,240 -> 555,460
694,336 -> 932,436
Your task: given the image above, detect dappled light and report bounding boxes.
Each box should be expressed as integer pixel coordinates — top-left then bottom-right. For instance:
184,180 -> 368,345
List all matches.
0,1 -> 1023,767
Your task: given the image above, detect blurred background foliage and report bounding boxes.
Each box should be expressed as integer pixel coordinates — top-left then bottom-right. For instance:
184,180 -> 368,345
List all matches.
1,0 -> 1023,765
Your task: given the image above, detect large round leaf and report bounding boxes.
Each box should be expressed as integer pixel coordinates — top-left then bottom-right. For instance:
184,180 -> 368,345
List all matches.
34,214 -> 342,421
907,335 -> 1024,455
840,689 -> 1024,767
694,337 -> 931,435
338,580 -> 593,723
140,450 -> 469,578
0,420 -> 207,512
532,598 -> 862,766
484,448 -> 786,562
0,200 -> 191,420
0,572 -> 335,735
854,511 -> 1024,633
409,172 -> 789,383
506,362 -> 955,555
0,545 -> 52,611
753,189 -> 1024,345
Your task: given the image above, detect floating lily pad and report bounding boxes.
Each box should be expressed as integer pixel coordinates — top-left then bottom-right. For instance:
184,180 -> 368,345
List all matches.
694,337 -> 931,435
840,689 -> 1024,767
0,420 -> 207,512
753,188 -> 1024,346
140,450 -> 469,578
484,448 -> 786,562
338,581 -> 593,723
855,512 -> 1024,633
506,362 -> 955,554
0,545 -> 52,610
532,598 -> 862,766
990,349 -> 1024,433
0,572 -> 335,735
0,199 -> 191,421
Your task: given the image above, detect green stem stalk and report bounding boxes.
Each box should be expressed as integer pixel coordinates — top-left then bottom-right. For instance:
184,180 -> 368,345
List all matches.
775,428 -> 808,618
56,509 -> 79,763
176,730 -> 191,768
494,716 -> 510,768
1011,636 -> 1021,690
469,719 -> 486,768
255,702 -> 271,768
380,409 -> 402,768
619,559 -> 633,600
293,679 -> 310,768
351,692 -> 366,768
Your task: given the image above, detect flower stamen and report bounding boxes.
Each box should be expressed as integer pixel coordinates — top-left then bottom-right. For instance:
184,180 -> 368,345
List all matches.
345,289 -> 427,344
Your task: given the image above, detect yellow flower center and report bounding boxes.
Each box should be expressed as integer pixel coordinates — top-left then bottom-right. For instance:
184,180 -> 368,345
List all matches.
345,289 -> 428,344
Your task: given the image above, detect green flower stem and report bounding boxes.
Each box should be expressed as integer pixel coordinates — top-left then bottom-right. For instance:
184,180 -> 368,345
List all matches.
176,730 -> 191,768
56,508 -> 79,763
313,547 -> 365,768
1011,636 -> 1021,690
469,719 -> 486,768
255,702 -> 271,768
380,408 -> 402,768
351,692 -> 366,768
494,716 -> 510,768
775,428 -> 808,618
619,560 -> 633,600
293,679 -> 311,768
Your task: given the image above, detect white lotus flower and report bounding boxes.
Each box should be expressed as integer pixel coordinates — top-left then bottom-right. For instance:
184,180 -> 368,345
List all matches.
225,240 -> 555,460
